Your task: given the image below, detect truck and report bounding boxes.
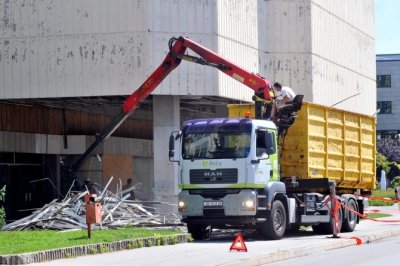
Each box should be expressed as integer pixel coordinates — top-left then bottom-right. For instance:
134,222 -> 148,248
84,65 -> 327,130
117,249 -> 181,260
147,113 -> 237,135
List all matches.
69,36 -> 375,240
170,101 -> 376,240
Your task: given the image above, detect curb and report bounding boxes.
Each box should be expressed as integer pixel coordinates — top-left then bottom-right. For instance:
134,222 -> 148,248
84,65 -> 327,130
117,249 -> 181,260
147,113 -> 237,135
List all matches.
219,228 -> 400,266
0,233 -> 190,265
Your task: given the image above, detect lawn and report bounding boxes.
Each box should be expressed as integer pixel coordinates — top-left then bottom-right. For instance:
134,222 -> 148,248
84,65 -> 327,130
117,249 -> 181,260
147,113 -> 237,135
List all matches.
0,227 -> 182,255
366,213 -> 392,219
368,189 -> 396,206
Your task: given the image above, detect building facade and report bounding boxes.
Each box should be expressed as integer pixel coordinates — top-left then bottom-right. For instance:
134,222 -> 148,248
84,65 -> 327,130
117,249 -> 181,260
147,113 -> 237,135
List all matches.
376,54 -> 400,137
0,0 -> 375,220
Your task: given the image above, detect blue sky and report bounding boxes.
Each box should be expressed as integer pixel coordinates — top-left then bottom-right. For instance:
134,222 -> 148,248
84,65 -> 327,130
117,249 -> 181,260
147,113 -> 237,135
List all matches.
375,0 -> 400,54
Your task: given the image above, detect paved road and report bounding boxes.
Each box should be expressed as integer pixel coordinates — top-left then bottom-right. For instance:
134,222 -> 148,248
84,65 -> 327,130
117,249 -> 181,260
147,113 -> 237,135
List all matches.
31,205 -> 400,266
268,235 -> 400,266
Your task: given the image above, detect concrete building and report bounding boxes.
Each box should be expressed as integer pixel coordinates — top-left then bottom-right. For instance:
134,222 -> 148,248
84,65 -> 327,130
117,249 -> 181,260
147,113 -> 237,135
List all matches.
0,0 -> 375,220
376,54 -> 400,137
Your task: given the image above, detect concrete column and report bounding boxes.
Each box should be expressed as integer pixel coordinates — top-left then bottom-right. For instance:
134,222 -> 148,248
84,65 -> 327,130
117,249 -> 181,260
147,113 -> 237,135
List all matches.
153,95 -> 180,213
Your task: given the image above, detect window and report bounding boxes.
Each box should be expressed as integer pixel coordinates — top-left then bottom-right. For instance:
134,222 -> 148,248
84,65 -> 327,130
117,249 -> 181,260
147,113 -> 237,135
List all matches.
376,75 -> 391,88
256,131 -> 267,157
256,130 -> 276,157
377,101 -> 392,114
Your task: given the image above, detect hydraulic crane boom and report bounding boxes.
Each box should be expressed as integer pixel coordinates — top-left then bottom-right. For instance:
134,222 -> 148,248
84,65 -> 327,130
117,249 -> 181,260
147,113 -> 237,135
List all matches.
70,36 -> 273,180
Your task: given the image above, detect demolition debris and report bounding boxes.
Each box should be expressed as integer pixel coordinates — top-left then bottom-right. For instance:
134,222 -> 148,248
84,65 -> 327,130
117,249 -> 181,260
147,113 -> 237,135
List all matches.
1,177 -> 181,231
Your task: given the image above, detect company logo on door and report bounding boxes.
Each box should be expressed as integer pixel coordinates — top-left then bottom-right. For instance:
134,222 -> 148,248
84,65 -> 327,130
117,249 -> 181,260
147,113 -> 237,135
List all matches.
202,161 -> 222,168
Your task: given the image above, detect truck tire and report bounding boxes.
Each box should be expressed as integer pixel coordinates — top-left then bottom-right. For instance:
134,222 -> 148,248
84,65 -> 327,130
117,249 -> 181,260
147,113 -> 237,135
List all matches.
260,200 -> 286,240
187,223 -> 212,240
341,200 -> 357,232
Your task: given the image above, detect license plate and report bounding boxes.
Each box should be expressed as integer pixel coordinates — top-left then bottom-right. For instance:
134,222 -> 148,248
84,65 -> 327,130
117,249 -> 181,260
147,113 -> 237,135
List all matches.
203,200 -> 223,207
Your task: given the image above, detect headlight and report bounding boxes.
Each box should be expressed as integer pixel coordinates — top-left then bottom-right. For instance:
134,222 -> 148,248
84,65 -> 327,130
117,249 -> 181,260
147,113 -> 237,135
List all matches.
178,201 -> 185,208
242,200 -> 255,208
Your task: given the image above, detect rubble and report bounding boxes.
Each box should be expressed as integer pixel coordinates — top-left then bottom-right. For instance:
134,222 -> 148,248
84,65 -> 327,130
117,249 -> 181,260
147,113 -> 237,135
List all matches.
1,177 -> 182,231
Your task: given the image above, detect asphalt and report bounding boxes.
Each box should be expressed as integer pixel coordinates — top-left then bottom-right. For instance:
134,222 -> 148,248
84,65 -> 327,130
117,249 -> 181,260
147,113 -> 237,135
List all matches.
222,204 -> 400,266
30,205 -> 400,266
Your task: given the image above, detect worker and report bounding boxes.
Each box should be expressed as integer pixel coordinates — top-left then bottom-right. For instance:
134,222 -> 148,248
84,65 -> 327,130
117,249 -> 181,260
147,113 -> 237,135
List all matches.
395,182 -> 400,211
273,82 -> 296,109
271,82 -> 296,121
122,178 -> 136,200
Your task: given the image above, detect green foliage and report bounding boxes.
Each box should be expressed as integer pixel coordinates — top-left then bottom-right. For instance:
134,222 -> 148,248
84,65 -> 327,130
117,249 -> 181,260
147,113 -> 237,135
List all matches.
0,186 -> 6,228
390,176 -> 400,189
99,244 -> 109,253
88,247 -> 97,254
368,189 -> 396,206
0,228 -> 181,255
367,213 -> 392,219
377,153 -> 391,173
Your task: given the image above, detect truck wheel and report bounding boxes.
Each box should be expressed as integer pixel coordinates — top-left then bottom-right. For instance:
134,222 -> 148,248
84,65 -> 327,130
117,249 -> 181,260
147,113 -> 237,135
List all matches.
342,200 -> 357,232
187,224 -> 212,240
260,200 -> 286,240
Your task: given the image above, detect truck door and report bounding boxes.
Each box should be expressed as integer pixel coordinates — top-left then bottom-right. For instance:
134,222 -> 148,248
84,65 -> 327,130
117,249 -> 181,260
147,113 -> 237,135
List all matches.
254,128 -> 273,184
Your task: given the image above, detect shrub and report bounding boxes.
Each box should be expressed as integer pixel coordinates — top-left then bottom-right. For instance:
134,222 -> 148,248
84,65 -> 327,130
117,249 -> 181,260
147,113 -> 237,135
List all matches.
369,189 -> 396,206
0,186 -> 6,227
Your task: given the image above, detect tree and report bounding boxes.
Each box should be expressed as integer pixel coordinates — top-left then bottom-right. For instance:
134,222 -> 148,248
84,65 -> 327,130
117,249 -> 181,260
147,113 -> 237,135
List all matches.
377,137 -> 400,163
376,153 -> 400,185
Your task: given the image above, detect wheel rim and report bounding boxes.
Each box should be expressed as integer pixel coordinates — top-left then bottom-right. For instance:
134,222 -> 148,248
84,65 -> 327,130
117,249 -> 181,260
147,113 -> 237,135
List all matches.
273,209 -> 284,232
348,202 -> 356,225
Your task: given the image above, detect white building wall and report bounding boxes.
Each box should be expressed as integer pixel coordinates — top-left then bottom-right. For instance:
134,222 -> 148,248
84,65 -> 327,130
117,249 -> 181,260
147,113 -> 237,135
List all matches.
0,0 -> 376,115
310,0 -> 376,114
257,0 -> 313,100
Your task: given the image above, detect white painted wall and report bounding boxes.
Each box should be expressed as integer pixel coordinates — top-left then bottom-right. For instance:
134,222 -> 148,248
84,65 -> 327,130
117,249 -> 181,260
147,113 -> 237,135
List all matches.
0,0 -> 376,115
310,0 -> 376,115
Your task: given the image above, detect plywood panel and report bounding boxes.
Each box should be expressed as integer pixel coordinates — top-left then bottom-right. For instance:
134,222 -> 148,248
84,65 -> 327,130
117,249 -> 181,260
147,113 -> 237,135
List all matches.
102,154 -> 133,192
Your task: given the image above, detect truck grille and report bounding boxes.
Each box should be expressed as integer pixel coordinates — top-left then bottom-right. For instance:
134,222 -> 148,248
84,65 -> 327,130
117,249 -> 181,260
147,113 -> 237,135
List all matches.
190,168 -> 238,184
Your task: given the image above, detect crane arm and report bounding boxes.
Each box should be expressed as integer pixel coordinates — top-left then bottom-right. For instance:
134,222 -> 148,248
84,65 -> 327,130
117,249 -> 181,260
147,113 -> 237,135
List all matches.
71,36 -> 273,178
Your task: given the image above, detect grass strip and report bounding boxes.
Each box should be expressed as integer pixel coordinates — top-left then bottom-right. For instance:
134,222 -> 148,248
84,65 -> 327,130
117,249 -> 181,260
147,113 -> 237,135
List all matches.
0,227 -> 181,255
369,189 -> 396,206
366,213 -> 392,219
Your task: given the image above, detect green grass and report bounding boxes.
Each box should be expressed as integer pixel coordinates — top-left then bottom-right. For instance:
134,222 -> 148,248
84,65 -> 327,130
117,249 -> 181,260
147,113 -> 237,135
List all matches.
368,189 -> 396,206
0,227 -> 181,255
366,213 -> 392,219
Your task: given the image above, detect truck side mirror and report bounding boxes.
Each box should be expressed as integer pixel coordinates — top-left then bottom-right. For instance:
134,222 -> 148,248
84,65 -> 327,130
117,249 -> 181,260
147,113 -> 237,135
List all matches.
168,132 -> 180,163
169,134 -> 175,151
265,132 -> 276,155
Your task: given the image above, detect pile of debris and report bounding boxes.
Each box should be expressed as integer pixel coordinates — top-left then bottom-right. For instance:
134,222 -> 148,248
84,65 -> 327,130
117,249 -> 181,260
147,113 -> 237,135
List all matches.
2,177 -> 182,231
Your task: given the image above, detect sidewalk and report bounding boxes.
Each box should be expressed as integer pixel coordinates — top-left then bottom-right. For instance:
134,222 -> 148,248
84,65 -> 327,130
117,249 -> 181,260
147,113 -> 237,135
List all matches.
29,205 -> 400,266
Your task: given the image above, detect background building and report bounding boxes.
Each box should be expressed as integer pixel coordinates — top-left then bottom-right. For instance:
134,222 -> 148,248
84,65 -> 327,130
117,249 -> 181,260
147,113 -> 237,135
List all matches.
376,54 -> 400,137
0,0 -> 375,220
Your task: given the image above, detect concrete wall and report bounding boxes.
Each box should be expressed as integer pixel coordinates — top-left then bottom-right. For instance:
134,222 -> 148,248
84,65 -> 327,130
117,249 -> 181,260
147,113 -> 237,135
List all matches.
0,0 -> 376,115
0,0 -> 254,101
310,0 -> 376,115
257,0 -> 376,115
376,57 -> 400,132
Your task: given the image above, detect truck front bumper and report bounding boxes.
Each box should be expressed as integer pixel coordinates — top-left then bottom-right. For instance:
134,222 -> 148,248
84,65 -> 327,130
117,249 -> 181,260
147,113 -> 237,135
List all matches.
178,189 -> 257,218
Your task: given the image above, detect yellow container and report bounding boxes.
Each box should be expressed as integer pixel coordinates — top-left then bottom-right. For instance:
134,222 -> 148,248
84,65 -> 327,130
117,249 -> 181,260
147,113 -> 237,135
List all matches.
281,102 -> 376,190
227,104 -> 255,118
227,102 -> 376,190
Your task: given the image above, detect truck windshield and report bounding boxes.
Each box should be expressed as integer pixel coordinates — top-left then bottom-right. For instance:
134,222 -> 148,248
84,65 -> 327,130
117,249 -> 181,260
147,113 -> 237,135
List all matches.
182,132 -> 251,159
182,120 -> 252,159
